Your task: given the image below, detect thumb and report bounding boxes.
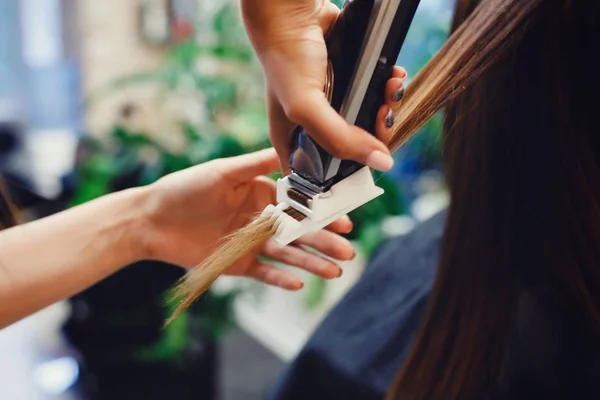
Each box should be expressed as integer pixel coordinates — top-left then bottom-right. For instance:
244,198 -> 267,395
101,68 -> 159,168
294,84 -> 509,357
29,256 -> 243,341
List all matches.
287,90 -> 394,171
220,148 -> 281,182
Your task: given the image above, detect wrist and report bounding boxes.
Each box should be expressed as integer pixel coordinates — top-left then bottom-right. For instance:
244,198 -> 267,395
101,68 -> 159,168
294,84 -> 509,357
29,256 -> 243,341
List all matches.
109,186 -> 154,264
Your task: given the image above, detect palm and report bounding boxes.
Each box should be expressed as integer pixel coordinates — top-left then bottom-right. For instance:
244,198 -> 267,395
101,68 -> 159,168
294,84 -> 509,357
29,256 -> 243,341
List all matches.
214,177 -> 277,276
148,172 -> 275,270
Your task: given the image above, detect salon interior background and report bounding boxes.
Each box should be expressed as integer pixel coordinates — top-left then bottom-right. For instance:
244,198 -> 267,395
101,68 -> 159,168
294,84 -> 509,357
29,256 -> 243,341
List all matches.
0,0 -> 453,399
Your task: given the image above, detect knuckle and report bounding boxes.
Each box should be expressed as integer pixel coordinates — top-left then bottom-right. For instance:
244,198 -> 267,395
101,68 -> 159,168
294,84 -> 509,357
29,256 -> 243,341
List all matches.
284,97 -> 308,123
266,243 -> 287,260
299,253 -> 313,269
326,140 -> 351,158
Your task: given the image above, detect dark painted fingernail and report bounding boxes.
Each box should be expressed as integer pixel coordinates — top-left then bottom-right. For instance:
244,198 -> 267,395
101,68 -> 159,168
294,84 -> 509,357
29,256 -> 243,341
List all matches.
392,86 -> 405,102
384,109 -> 394,129
337,267 -> 343,278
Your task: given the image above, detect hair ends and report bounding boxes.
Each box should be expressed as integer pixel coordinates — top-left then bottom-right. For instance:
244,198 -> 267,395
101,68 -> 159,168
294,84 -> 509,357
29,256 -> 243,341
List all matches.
164,214 -> 279,326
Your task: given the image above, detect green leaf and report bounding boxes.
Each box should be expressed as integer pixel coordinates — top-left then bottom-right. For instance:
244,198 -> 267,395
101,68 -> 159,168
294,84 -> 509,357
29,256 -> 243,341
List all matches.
210,45 -> 253,63
267,170 -> 283,182
111,125 -> 155,149
212,4 -> 252,55
135,295 -> 190,368
304,276 -> 327,310
229,104 -> 269,147
199,77 -> 238,108
187,135 -> 245,165
162,153 -> 193,174
166,40 -> 203,70
373,171 -> 406,216
194,290 -> 240,341
69,180 -> 112,206
357,221 -> 385,260
181,122 -> 202,143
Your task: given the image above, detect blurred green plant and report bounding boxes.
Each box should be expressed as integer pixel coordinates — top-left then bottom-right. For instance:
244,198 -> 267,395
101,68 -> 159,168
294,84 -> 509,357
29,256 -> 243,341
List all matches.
304,274 -> 328,310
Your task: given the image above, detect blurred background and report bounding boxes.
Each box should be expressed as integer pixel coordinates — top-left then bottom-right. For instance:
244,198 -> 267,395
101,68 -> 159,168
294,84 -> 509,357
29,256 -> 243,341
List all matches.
0,0 -> 453,399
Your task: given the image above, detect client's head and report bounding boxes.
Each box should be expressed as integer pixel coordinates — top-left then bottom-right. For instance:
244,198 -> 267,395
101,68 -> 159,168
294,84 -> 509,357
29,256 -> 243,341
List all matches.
388,0 -> 600,399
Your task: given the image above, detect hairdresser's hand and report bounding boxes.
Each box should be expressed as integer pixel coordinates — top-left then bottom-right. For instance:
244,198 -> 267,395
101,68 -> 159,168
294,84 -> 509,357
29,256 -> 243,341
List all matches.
241,0 -> 407,173
141,148 -> 355,289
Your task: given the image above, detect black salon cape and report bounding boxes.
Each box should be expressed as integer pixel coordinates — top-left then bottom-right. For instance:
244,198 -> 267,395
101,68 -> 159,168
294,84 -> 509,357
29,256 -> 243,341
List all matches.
268,206 -> 600,400
267,211 -> 445,400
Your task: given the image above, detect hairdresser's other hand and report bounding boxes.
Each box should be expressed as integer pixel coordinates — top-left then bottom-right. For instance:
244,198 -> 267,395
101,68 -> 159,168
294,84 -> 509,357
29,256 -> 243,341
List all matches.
141,148 -> 355,290
241,0 -> 403,174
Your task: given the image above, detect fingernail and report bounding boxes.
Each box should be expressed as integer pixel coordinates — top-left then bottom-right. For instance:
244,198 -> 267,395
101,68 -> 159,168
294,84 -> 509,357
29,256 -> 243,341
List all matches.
341,215 -> 352,227
351,250 -> 357,260
384,108 -> 394,129
366,150 -> 394,171
345,225 -> 353,234
392,86 -> 405,102
337,268 -> 343,278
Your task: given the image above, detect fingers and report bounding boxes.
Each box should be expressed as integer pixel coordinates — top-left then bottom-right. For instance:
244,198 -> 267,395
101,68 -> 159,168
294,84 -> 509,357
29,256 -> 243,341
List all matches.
285,90 -> 394,172
262,240 -> 343,279
243,212 -> 357,291
220,148 -> 281,182
376,66 -> 407,145
269,66 -> 407,175
243,176 -> 278,211
391,65 -> 408,81
293,229 -> 355,261
376,106 -> 395,147
246,262 -> 304,290
325,215 -> 353,234
387,66 -> 407,103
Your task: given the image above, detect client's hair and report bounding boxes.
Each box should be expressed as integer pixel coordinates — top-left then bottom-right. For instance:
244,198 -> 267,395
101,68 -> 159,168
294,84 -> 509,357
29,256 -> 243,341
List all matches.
388,0 -> 600,399
0,177 -> 20,229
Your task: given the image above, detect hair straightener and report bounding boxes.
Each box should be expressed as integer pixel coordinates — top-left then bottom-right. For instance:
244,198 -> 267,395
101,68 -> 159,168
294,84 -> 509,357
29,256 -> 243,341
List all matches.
261,0 -> 421,246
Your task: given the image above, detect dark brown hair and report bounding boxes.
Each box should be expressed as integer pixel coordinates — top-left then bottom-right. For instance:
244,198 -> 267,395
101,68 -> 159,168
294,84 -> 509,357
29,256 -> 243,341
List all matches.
0,178 -> 19,229
387,0 -> 600,398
